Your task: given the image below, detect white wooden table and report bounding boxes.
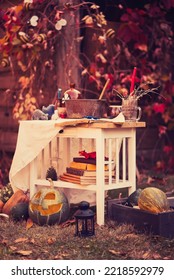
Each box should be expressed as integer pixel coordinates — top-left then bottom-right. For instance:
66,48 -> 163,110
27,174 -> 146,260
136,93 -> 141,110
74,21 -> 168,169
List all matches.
9,119 -> 145,226
30,120 -> 145,226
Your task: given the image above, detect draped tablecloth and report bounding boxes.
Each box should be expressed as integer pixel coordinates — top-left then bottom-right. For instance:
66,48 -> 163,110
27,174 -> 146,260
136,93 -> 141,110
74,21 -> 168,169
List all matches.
9,120 -> 59,190
9,119 -> 97,204
9,114 -> 125,204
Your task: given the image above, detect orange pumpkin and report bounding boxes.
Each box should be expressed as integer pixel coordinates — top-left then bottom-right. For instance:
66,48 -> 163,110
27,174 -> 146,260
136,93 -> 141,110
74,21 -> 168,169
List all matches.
0,200 -> 4,212
2,189 -> 29,215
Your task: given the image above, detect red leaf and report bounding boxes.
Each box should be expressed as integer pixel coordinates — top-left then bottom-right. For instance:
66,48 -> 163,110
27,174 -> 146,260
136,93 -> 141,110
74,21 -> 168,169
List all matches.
117,22 -> 146,44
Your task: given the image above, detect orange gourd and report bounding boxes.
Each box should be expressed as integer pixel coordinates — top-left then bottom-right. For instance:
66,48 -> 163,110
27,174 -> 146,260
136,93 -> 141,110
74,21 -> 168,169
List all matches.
0,200 -> 4,212
2,189 -> 29,215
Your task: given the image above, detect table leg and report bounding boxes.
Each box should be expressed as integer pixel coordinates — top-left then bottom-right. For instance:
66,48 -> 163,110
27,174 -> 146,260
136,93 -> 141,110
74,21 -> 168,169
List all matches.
128,129 -> 136,195
96,130 -> 105,226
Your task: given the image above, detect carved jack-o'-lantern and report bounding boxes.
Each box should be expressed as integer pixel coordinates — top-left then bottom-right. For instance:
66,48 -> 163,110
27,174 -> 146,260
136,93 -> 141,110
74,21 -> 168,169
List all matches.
29,179 -> 70,226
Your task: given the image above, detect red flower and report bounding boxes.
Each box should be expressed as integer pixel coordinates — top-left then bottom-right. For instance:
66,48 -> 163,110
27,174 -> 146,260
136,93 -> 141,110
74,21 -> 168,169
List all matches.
163,145 -> 173,154
152,103 -> 166,114
159,126 -> 167,136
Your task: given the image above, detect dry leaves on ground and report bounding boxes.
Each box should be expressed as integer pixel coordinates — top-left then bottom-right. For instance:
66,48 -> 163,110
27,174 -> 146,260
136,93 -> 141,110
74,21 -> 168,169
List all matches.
1,218 -> 174,260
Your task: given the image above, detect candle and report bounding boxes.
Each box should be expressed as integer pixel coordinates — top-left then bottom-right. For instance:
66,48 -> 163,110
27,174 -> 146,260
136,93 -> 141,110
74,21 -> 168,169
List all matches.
130,67 -> 137,95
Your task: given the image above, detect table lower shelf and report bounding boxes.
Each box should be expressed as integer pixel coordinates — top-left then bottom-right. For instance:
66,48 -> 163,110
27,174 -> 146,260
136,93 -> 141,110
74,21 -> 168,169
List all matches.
34,179 -> 134,192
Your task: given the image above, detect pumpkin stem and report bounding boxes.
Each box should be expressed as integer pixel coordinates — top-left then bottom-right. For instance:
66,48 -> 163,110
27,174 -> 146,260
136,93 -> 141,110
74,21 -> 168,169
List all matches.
0,213 -> 9,219
47,178 -> 54,188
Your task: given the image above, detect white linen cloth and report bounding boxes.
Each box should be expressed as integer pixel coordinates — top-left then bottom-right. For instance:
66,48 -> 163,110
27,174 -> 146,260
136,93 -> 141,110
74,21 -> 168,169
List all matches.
9,114 -> 124,204
9,119 -> 98,204
9,120 -> 59,191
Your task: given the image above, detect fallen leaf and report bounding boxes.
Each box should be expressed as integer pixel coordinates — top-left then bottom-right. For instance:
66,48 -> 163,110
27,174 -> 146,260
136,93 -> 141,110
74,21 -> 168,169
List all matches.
54,252 -> 69,260
108,249 -> 120,255
54,254 -> 63,260
142,252 -> 150,259
60,219 -> 75,228
16,250 -> 32,256
47,237 -> 56,245
163,256 -> 171,260
61,253 -> 70,258
147,176 -> 154,184
83,245 -> 90,248
43,250 -> 49,253
14,237 -> 28,243
29,238 -> 35,244
26,218 -> 34,230
152,253 -> 161,259
1,239 -> 8,245
9,246 -> 17,251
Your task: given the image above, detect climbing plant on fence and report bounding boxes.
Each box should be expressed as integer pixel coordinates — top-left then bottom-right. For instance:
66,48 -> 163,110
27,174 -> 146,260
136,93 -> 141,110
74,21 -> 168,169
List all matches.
0,0 -> 174,172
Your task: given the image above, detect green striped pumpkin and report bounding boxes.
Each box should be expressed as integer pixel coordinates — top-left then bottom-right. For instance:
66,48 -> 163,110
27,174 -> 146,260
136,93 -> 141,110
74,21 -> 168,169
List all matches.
0,183 -> 14,203
138,187 -> 169,214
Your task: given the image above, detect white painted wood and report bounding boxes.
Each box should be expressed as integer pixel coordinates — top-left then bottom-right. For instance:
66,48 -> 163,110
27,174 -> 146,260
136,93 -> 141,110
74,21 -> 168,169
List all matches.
95,129 -> 105,226
27,123 -> 142,225
122,138 -> 126,183
108,138 -> 113,185
29,157 -> 38,198
41,149 -> 45,179
128,129 -> 136,195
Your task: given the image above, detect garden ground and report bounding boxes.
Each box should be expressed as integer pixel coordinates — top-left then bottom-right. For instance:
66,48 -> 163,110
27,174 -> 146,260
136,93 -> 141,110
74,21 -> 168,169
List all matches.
1,216 -> 174,260
1,170 -> 174,260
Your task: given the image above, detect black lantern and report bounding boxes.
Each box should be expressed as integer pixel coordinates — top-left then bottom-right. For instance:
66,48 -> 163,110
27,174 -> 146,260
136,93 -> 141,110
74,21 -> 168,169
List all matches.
74,201 -> 95,237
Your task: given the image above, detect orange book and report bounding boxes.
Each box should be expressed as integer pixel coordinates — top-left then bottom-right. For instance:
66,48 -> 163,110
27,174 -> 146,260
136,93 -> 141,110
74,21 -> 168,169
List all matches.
69,161 -> 109,171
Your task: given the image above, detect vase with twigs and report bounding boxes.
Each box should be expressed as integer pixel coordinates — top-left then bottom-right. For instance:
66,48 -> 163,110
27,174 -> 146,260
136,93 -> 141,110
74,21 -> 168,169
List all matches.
114,67 -> 159,121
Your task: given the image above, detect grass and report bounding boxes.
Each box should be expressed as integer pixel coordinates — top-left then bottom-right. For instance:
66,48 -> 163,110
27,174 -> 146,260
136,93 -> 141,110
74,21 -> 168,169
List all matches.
1,171 -> 174,260
0,213 -> 174,260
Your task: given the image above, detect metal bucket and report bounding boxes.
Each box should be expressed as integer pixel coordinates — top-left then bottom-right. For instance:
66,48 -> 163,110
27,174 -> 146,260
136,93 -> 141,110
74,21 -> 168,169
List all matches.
65,99 -> 108,119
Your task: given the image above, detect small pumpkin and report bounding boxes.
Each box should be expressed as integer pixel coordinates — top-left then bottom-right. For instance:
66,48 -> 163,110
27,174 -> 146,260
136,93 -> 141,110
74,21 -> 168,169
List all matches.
29,179 -> 70,226
0,183 -> 14,203
138,187 -> 169,214
2,189 -> 29,215
126,188 -> 142,207
10,202 -> 29,221
0,200 -> 4,213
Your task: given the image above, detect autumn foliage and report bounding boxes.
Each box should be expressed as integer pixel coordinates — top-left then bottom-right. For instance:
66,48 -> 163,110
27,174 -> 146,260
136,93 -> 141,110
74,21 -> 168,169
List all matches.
0,0 -> 174,171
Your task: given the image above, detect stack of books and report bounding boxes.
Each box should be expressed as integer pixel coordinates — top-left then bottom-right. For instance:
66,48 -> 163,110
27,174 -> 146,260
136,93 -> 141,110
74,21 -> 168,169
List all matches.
59,157 -> 115,185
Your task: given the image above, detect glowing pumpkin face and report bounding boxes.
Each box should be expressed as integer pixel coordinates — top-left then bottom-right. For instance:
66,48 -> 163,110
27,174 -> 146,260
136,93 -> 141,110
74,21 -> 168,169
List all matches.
29,188 -> 70,226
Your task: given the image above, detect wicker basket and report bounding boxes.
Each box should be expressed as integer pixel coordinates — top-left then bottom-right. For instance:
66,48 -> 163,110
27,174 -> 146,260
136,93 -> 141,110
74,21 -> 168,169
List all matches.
65,99 -> 107,119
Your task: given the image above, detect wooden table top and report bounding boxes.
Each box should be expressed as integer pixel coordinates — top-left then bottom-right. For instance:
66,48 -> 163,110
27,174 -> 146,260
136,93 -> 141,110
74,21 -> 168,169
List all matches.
54,118 -> 146,129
